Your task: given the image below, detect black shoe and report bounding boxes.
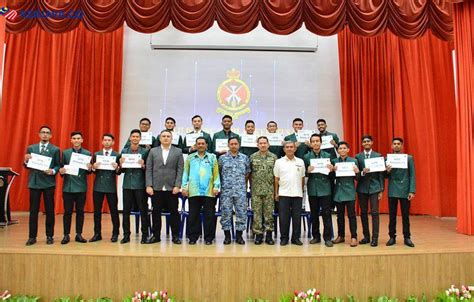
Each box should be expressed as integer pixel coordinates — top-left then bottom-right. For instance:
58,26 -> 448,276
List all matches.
223,230 -> 231,245
26,238 -> 37,246
172,237 -> 182,245
61,235 -> 70,245
75,234 -> 87,243
254,234 -> 263,245
309,238 -> 321,244
140,237 -> 148,244
359,237 -> 370,245
146,236 -> 161,244
89,234 -> 102,242
370,238 -> 378,247
265,232 -> 275,245
235,231 -> 245,245
404,238 -> 415,247
324,240 -> 334,247
120,236 -> 130,244
205,240 -> 213,245
110,235 -> 118,243
46,236 -> 54,245
280,239 -> 289,246
386,237 -> 396,246
189,240 -> 197,245
291,239 -> 303,246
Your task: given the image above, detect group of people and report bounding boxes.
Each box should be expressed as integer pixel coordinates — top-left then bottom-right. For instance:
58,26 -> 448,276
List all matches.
23,115 -> 416,248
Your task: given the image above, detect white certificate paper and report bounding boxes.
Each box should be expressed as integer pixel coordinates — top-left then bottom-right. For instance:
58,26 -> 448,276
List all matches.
172,134 -> 180,145
215,139 -> 229,152
241,134 -> 257,148
121,154 -> 142,168
139,132 -> 153,145
267,133 -> 284,146
27,153 -> 52,171
69,152 -> 92,170
386,154 -> 408,169
64,165 -> 79,176
96,155 -> 117,171
364,157 -> 386,172
296,130 -> 313,142
310,158 -> 331,175
185,133 -> 200,147
335,162 -> 356,177
321,135 -> 334,149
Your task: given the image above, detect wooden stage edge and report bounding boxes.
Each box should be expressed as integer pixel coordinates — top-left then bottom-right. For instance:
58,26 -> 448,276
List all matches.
1,214 -> 474,302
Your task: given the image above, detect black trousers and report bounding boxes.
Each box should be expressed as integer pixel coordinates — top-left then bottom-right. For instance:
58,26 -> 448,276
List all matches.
308,195 -> 332,241
93,191 -> 120,236
388,197 -> 411,239
63,192 -> 86,236
29,187 -> 55,238
358,192 -> 380,240
188,196 -> 215,242
279,196 -> 302,241
122,189 -> 150,237
336,200 -> 357,239
151,191 -> 180,238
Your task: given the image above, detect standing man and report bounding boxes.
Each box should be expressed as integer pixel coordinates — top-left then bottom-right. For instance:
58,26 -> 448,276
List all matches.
90,133 -> 121,243
182,115 -> 212,154
317,119 -> 339,160
284,118 -> 311,159
266,121 -> 283,158
273,141 -> 306,246
250,136 -> 277,245
156,117 -> 184,150
146,130 -> 184,244
386,137 -> 416,247
240,120 -> 259,158
331,142 -> 360,247
123,118 -> 156,149
212,115 -> 240,158
355,135 -> 384,247
304,134 -> 334,247
218,137 -> 250,245
59,131 -> 92,245
120,129 -> 150,244
181,137 -> 220,245
24,125 -> 61,246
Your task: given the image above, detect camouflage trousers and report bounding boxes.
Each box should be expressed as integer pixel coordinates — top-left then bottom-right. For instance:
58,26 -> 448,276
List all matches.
251,194 -> 274,234
220,195 -> 248,231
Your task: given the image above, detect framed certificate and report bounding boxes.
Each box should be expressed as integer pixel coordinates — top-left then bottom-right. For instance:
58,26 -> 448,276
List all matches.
310,158 -> 331,175
335,162 -> 356,177
321,135 -> 334,149
27,153 -> 52,171
214,139 -> 228,152
64,165 -> 79,176
241,134 -> 257,148
121,154 -> 142,168
364,157 -> 386,172
386,154 -> 408,169
266,133 -> 284,146
172,134 -> 181,145
139,132 -> 153,145
296,130 -> 313,142
185,133 -> 200,147
69,152 -> 92,170
95,155 -> 117,171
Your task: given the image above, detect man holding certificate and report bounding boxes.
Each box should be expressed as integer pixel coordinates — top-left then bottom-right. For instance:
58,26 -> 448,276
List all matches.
123,118 -> 156,149
385,137 -> 416,247
58,131 -> 92,245
156,117 -> 184,150
212,115 -> 240,158
182,115 -> 212,154
90,133 -> 121,243
331,142 -> 360,247
317,119 -> 339,160
355,135 -> 385,247
304,134 -> 334,247
240,120 -> 259,157
284,118 -> 311,159
120,129 -> 149,244
266,121 -> 283,158
24,125 -> 61,246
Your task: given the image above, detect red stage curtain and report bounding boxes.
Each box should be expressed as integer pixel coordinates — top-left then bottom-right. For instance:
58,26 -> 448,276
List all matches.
0,0 -> 5,109
0,24 -> 123,213
5,0 -> 454,40
338,28 -> 457,216
453,0 -> 474,234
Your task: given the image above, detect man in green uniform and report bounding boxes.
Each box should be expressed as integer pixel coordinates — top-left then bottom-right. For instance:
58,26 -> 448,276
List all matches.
316,119 -> 339,160
59,131 -> 92,244
240,120 -> 259,157
266,121 -> 283,158
284,118 -> 311,159
386,137 -> 416,247
212,115 -> 240,158
182,115 -> 212,154
123,118 -> 156,149
250,136 -> 277,245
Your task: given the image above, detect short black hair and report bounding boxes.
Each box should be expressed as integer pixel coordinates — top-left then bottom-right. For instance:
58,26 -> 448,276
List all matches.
195,137 -> 207,144
245,120 -> 255,126
228,137 -> 239,144
165,117 -> 176,124
267,121 -> 277,127
103,133 -> 115,140
392,137 -> 404,144
310,133 -> 322,142
192,115 -> 202,121
139,118 -> 151,124
338,141 -> 350,149
222,115 -> 233,121
316,119 -> 326,124
160,129 -> 173,136
39,125 -> 52,132
257,136 -> 269,143
130,129 -> 141,136
70,131 -> 83,138
292,118 -> 303,124
361,135 -> 373,142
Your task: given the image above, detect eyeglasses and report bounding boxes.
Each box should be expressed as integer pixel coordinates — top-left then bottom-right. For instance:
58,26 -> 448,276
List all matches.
39,131 -> 51,134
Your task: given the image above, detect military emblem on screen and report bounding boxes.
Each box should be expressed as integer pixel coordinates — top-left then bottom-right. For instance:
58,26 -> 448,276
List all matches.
216,68 -> 251,119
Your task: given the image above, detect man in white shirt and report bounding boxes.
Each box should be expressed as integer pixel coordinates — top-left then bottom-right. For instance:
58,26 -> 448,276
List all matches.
273,141 -> 306,246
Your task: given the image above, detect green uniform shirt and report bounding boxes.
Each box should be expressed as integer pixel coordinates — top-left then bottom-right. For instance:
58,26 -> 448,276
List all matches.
268,145 -> 284,158
387,154 -> 416,198
182,131 -> 212,154
26,143 -> 61,189
284,133 -> 310,159
319,130 -> 339,159
61,148 -> 92,193
93,150 -> 120,193
250,151 -> 277,196
355,150 -> 384,194
120,146 -> 148,190
331,156 -> 359,202
304,150 -> 332,197
212,130 -> 240,157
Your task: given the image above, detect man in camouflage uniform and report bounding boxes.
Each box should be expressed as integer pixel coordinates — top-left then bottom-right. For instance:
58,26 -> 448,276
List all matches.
250,136 -> 277,245
218,137 -> 250,245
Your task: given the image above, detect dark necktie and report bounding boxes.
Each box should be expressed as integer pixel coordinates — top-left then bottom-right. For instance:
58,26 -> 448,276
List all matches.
365,153 -> 370,159
40,144 -> 46,154
105,151 -> 109,156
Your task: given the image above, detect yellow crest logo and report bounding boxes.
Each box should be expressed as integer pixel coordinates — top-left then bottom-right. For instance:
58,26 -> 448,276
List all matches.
216,69 -> 251,119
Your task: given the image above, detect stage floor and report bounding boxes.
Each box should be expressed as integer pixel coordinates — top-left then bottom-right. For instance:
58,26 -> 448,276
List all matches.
1,213 -> 473,301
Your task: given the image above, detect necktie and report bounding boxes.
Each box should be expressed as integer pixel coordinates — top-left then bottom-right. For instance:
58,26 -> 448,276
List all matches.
40,144 -> 46,154
365,153 -> 370,159
105,151 -> 109,156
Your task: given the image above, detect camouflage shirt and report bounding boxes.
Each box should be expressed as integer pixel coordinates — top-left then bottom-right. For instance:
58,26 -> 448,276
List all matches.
250,151 -> 277,196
